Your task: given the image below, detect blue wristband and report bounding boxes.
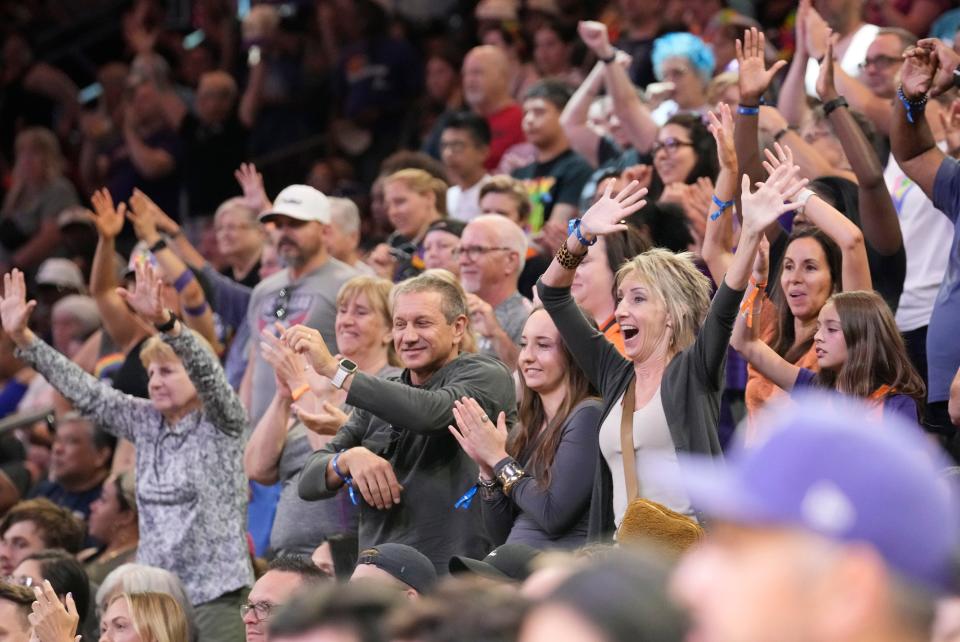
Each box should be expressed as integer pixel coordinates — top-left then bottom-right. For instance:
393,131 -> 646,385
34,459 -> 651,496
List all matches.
332,451 -> 359,506
567,218 -> 598,247
454,484 -> 479,510
710,194 -> 735,221
737,104 -> 760,116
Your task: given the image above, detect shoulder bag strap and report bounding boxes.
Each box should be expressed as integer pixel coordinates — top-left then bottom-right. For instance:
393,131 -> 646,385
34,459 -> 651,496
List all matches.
619,377 -> 641,502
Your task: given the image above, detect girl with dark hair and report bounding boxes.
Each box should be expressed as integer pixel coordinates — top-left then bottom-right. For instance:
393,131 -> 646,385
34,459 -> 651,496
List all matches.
647,112 -> 719,202
450,308 -> 602,548
732,290 -> 925,422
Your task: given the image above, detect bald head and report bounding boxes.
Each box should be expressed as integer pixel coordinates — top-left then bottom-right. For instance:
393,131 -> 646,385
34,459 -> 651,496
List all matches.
463,46 -> 512,115
197,71 -> 238,125
459,214 -> 527,297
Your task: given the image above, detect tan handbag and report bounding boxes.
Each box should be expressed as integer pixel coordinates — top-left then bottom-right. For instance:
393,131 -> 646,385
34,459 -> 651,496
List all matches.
615,378 -> 704,553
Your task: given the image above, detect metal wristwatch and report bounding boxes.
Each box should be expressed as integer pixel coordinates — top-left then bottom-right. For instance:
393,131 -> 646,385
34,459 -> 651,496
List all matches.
331,358 -> 359,389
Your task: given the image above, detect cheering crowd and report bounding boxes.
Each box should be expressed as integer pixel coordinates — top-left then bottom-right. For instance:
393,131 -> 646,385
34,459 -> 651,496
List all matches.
2,1 -> 960,641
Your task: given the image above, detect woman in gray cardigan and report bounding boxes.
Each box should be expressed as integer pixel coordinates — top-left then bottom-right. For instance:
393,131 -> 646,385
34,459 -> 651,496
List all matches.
537,168 -> 807,539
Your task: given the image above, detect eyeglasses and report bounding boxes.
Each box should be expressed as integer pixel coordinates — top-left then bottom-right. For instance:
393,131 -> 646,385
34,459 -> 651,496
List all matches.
857,55 -> 901,71
457,245 -> 514,261
3,575 -> 34,587
273,287 -> 292,321
651,137 -> 694,155
240,601 -> 276,622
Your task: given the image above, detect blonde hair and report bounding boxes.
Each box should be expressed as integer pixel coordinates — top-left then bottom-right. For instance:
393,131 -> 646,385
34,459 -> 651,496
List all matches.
615,248 -> 712,355
707,71 -> 738,105
336,275 -> 400,367
109,593 -> 189,642
384,169 -> 448,217
15,127 -> 64,180
139,330 -> 216,369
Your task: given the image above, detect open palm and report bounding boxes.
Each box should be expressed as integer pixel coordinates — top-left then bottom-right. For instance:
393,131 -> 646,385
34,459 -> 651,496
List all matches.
740,160 -> 807,236
736,27 -> 786,104
579,180 -> 648,238
117,261 -> 165,324
707,103 -> 736,170
0,269 -> 37,344
90,188 -> 127,239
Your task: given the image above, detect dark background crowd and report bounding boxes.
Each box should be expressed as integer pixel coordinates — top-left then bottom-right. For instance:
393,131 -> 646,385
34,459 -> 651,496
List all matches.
2,0 -> 960,642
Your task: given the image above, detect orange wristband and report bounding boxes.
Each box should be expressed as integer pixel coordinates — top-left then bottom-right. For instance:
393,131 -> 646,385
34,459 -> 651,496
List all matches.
291,384 -> 310,402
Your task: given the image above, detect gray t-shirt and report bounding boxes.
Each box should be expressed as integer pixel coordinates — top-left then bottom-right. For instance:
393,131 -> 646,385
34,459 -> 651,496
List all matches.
270,365 -> 401,556
477,291 -> 532,358
246,259 -> 358,422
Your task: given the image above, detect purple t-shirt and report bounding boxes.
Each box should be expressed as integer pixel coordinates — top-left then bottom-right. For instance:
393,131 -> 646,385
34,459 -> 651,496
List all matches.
929,158 -> 960,403
793,368 -> 919,423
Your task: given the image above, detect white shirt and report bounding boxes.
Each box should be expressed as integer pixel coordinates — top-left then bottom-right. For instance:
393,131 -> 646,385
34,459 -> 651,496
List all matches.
804,24 -> 879,97
884,150 -> 954,331
598,386 -> 693,526
446,175 -> 491,223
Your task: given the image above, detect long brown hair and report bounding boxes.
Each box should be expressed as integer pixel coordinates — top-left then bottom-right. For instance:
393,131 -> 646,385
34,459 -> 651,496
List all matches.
815,291 -> 925,413
509,308 -> 596,488
771,228 -> 843,362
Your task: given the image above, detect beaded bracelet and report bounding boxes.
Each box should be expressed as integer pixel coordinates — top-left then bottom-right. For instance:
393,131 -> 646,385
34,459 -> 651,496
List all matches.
896,84 -> 927,124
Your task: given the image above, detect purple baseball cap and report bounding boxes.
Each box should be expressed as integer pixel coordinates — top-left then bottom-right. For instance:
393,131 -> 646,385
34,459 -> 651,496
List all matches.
672,392 -> 960,592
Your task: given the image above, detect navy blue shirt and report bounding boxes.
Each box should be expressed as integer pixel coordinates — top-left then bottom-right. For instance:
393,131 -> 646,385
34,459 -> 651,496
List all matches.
928,158 -> 960,403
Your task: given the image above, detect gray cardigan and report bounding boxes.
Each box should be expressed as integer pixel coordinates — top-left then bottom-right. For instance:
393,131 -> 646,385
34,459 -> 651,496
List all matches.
537,278 -> 743,540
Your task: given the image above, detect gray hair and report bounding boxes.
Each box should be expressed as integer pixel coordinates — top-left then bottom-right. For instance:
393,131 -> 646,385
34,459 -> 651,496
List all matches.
328,197 -> 361,236
96,564 -> 198,642
391,271 -> 469,324
52,295 -> 101,337
214,197 -> 259,225
467,214 -> 528,272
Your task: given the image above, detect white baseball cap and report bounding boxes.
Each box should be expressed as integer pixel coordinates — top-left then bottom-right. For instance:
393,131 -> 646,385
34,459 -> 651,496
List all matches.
259,185 -> 330,224
36,258 -> 86,293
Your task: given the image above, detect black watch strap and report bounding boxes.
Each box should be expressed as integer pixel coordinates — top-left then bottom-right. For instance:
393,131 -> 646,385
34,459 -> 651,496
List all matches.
823,96 -> 849,116
154,311 -> 178,333
953,64 -> 960,89
149,238 -> 168,253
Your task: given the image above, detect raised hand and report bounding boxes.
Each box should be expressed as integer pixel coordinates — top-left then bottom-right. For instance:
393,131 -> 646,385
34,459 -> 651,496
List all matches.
28,581 -> 80,642
294,400 -> 349,436
90,188 -> 127,240
795,0 -> 809,59
578,20 -> 614,59
234,163 -> 269,213
284,324 -> 337,378
901,45 -> 937,100
0,269 -> 38,347
127,190 -> 161,243
736,27 -> 787,105
579,179 -> 648,238
740,154 -> 808,236
708,103 -> 736,170
816,35 -> 840,102
449,397 -> 509,470
131,188 -> 180,236
116,260 -> 167,325
915,38 -> 960,98
804,3 -> 830,61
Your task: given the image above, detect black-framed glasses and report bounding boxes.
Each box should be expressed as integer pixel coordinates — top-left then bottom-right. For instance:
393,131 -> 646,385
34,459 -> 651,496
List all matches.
457,245 -> 514,261
273,287 -> 292,321
651,137 -> 694,155
240,601 -> 276,622
858,55 -> 901,71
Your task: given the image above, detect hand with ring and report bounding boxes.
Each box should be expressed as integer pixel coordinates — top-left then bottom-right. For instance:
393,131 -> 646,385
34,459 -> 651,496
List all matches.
449,396 -> 509,473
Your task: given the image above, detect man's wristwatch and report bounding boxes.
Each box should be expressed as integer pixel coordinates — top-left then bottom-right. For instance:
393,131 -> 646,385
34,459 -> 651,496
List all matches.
331,358 -> 359,389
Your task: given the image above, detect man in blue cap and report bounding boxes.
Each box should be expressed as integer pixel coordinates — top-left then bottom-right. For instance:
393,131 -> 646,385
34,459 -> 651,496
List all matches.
669,392 -> 960,642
